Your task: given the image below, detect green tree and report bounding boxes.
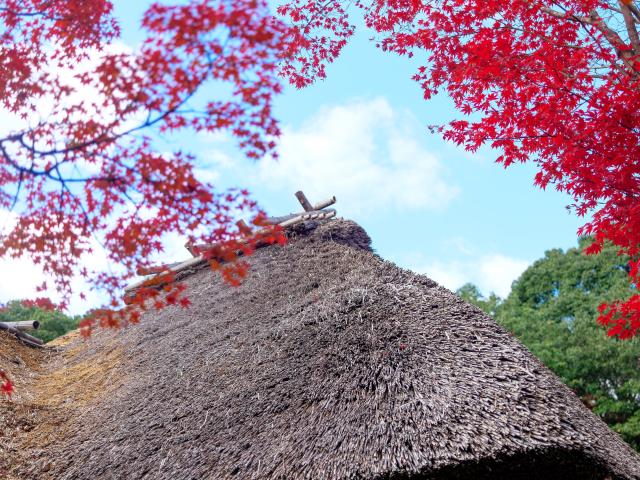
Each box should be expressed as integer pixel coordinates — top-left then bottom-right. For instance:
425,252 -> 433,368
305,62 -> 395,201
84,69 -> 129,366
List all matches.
492,238 -> 640,450
0,301 -> 79,343
456,283 -> 502,317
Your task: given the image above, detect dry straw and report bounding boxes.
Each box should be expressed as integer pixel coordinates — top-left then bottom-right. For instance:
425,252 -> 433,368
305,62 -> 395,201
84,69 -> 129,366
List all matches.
4,220 -> 640,479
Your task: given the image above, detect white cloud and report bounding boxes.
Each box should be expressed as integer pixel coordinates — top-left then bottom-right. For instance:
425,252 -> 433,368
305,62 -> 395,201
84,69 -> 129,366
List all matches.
478,254 -> 530,296
252,98 -> 459,216
193,150 -> 232,184
0,209 -> 109,313
0,247 -> 109,315
1,218 -> 105,312
413,254 -> 530,298
0,257 -> 44,300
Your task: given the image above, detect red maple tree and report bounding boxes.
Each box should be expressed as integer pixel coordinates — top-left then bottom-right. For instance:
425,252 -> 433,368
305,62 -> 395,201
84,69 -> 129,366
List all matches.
280,0 -> 640,339
0,0 -> 297,337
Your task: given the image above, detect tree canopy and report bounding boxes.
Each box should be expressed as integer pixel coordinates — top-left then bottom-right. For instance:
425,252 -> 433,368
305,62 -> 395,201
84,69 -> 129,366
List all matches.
458,238 -> 640,449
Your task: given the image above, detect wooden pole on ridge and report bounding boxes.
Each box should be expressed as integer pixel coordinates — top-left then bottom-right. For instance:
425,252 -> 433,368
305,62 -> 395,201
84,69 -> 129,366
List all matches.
295,191 -> 313,211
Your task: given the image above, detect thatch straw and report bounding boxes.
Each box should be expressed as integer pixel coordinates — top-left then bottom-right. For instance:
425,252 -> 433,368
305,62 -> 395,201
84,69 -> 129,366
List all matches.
8,220 -> 640,479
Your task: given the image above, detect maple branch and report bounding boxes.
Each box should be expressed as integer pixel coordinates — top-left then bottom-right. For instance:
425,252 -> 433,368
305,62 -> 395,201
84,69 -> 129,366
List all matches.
0,91 -> 197,188
10,101 -> 184,157
301,0 -> 340,33
54,165 -> 95,234
492,17 -> 585,51
603,4 -> 640,23
619,0 -> 640,53
501,135 -> 557,143
0,7 -> 48,18
540,3 -> 638,73
0,140 -> 119,186
623,1 -> 640,22
8,170 -> 23,213
540,6 -> 620,44
0,1 -> 60,21
0,36 -> 227,170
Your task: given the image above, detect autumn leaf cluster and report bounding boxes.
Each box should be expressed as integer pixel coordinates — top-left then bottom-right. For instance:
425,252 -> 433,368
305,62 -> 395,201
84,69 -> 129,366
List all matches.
0,1 -> 297,329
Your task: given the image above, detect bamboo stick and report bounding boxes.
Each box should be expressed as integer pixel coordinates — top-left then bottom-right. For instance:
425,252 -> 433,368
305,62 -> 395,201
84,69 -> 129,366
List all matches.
236,219 -> 252,236
16,335 -> 44,348
0,322 -> 44,347
295,191 -> 313,211
184,241 -> 197,258
2,320 -> 40,331
266,208 -> 335,226
265,194 -> 336,224
124,255 -> 207,293
161,212 -> 335,268
17,331 -> 43,346
1,322 -> 20,336
311,196 -> 336,211
278,209 -> 336,228
126,226 -> 281,293
137,262 -> 183,276
265,212 -> 299,225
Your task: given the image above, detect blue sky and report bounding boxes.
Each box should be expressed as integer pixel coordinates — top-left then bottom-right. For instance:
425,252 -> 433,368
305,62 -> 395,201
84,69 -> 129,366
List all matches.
0,1 -> 586,311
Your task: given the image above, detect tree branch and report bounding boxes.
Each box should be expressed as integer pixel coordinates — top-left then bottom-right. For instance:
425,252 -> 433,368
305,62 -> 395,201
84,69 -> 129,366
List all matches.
539,3 -> 639,74
619,0 -> 640,53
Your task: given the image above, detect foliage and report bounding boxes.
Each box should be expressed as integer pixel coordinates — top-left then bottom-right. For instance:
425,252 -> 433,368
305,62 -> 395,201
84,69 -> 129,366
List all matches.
0,300 -> 79,343
0,1 -> 292,329
456,283 -> 502,317
281,0 -> 640,338
462,238 -> 640,449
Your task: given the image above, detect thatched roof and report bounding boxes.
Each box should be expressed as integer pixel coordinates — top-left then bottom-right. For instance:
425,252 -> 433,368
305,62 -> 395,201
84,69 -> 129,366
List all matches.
5,219 -> 640,479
